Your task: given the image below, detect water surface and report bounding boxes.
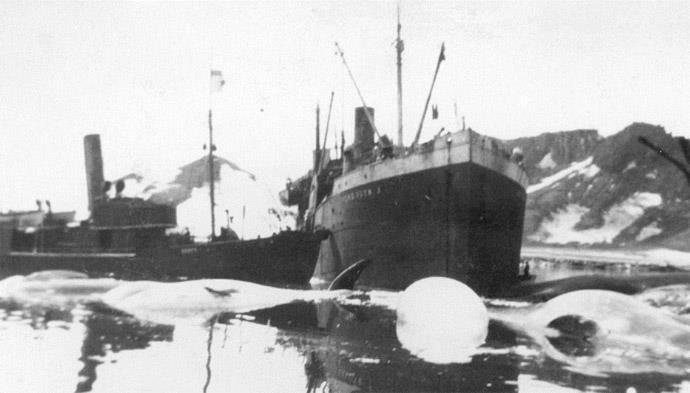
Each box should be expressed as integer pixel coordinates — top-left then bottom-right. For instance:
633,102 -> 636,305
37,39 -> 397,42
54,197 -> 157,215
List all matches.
1,260 -> 689,393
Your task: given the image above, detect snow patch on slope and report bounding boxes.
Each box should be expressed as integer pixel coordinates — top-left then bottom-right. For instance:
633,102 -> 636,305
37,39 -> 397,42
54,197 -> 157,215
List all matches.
537,152 -> 556,169
529,204 -> 588,243
580,163 -> 600,178
624,161 -> 637,172
636,221 -> 663,241
530,192 -> 663,244
527,157 -> 596,194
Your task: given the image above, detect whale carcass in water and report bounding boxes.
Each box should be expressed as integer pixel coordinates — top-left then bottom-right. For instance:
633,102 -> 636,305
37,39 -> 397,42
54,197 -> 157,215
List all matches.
0,270 -> 121,306
394,277 -> 690,375
102,259 -> 372,325
0,259 -> 370,323
491,289 -> 690,376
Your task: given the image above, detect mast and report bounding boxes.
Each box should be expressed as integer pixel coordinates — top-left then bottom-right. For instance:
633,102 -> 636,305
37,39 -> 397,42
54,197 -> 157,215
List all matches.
411,43 -> 446,147
314,104 -> 321,171
208,109 -> 216,240
208,69 -> 225,240
396,5 -> 404,147
306,93 -> 335,231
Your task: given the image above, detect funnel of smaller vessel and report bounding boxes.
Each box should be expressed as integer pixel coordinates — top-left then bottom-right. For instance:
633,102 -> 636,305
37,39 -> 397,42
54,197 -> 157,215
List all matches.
83,134 -> 105,212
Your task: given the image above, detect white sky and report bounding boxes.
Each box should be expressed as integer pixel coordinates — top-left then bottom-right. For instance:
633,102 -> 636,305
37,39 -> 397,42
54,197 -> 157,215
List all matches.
2,1 -> 690,214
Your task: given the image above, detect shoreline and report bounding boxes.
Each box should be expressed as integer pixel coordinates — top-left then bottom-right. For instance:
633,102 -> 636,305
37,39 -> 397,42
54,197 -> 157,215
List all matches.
521,246 -> 690,270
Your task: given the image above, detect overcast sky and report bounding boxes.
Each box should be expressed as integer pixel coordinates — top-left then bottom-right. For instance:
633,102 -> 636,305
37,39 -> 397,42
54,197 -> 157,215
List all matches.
2,1 -> 690,215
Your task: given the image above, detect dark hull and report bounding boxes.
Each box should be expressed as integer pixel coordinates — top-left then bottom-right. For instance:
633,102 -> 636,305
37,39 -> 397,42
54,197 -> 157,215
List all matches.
0,231 -> 321,286
313,161 -> 526,296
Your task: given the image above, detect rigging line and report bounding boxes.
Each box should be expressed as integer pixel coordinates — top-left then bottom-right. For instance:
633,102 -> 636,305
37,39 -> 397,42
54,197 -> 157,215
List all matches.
341,56 -> 345,153
318,91 -> 336,171
334,42 -> 381,140
411,43 -> 446,147
639,136 -> 690,184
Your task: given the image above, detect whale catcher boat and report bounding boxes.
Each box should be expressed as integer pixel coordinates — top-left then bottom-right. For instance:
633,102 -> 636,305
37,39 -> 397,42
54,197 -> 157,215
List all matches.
0,70 -> 323,285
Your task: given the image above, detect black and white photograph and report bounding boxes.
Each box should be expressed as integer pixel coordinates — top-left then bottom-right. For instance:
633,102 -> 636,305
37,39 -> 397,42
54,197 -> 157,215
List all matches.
2,1 -> 690,392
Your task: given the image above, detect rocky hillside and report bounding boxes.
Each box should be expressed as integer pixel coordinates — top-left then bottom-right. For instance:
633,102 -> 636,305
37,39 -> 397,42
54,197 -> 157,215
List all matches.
505,123 -> 690,251
505,129 -> 602,181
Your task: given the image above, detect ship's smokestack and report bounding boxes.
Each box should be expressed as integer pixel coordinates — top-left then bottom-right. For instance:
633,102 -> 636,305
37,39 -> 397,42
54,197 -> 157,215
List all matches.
354,106 -> 375,162
84,134 -> 105,212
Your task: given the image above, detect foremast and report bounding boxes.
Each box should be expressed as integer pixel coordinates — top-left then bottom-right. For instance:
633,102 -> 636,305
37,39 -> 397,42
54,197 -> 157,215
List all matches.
395,5 -> 404,147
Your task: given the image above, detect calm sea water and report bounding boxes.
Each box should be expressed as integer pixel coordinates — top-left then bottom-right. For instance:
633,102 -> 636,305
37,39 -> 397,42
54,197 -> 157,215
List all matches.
1,260 -> 689,393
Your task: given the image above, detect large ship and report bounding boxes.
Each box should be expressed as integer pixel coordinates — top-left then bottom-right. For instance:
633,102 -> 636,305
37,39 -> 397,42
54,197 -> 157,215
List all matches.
282,16 -> 528,295
0,134 -> 322,286
284,109 -> 528,295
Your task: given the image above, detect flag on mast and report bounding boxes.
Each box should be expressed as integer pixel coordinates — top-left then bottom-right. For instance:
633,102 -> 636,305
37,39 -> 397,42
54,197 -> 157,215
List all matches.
210,70 -> 225,93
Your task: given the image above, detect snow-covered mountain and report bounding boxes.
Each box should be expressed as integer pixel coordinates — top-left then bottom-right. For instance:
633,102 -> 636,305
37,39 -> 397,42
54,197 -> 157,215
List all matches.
117,155 -> 294,241
505,123 -> 690,251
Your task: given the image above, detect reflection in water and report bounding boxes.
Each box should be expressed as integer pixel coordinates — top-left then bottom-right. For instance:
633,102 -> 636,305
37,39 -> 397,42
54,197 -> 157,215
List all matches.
1,260 -> 690,392
305,351 -> 325,393
203,315 -> 220,393
75,306 -> 173,392
250,300 -> 520,392
0,303 -> 85,393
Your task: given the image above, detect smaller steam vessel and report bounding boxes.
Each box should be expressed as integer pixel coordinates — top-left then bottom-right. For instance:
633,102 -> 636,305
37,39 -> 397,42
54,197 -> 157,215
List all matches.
0,134 -> 322,285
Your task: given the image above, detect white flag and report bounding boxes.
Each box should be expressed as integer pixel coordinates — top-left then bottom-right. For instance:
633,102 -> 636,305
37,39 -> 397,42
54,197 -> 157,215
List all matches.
210,70 -> 225,93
